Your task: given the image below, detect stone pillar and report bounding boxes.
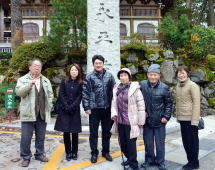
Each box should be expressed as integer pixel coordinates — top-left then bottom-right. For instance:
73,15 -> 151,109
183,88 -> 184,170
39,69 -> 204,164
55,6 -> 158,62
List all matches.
87,0 -> 121,80
81,0 -> 121,125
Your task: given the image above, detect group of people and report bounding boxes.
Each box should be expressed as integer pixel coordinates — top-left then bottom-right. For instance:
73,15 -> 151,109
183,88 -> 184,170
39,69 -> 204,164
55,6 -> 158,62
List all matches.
15,55 -> 201,170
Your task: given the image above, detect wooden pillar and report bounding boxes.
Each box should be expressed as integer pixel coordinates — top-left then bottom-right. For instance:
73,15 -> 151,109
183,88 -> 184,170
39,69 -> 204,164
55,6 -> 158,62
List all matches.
0,6 -> 4,38
43,3 -> 47,36
130,5 -> 134,35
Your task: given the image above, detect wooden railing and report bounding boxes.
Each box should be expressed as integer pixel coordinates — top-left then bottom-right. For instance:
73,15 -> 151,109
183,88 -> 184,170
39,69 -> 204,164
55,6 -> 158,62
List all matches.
0,37 -> 11,43
0,47 -> 12,53
120,35 -> 160,48
23,36 -> 43,43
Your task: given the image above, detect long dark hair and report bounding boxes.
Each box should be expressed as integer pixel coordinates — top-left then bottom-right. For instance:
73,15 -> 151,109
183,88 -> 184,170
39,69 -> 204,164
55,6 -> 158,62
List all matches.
65,64 -> 83,84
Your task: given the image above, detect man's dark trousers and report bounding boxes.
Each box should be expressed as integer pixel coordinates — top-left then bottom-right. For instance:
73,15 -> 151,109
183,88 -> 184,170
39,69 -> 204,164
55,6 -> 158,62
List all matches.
143,123 -> 166,165
89,108 -> 113,155
20,115 -> 47,160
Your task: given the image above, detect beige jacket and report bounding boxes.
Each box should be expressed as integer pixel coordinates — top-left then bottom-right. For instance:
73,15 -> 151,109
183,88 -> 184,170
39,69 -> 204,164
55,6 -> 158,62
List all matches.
15,73 -> 54,123
111,82 -> 146,139
175,78 -> 200,126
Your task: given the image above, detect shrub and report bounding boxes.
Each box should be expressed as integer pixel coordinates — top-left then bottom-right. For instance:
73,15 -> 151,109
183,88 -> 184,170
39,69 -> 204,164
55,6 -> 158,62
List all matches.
206,54 -> 215,70
159,14 -> 191,51
160,14 -> 215,60
9,41 -> 58,72
187,26 -> 215,60
0,52 -> 12,59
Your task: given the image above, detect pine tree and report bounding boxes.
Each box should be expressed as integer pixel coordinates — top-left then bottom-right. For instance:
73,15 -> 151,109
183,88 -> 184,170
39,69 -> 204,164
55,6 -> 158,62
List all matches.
47,0 -> 87,52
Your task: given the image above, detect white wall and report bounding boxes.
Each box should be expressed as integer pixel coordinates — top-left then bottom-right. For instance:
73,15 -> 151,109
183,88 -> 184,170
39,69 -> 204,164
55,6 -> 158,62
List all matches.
46,20 -> 50,34
120,19 -> 130,36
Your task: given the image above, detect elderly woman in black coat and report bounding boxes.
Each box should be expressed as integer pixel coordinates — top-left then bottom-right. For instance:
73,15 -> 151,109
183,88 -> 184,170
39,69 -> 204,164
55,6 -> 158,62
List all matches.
54,64 -> 82,161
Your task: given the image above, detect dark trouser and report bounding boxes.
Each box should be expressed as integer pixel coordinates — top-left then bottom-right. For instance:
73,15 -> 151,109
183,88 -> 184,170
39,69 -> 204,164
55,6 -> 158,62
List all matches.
89,108 -> 113,155
20,115 -> 47,160
143,124 -> 166,165
118,123 -> 138,169
180,121 -> 199,166
63,132 -> 79,154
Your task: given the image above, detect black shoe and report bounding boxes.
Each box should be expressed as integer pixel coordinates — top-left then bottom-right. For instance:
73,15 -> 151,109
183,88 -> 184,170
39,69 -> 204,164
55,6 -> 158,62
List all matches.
125,166 -> 139,170
140,162 -> 156,168
158,164 -> 166,170
121,160 -> 129,166
184,164 -> 199,170
182,162 -> 192,169
91,154 -> 98,163
190,161 -> 200,169
191,164 -> 199,169
71,153 -> 78,160
102,153 -> 113,161
66,153 -> 72,161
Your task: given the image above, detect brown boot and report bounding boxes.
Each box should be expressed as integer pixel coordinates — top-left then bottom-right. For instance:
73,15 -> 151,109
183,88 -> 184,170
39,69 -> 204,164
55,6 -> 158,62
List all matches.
35,155 -> 49,162
21,159 -> 30,167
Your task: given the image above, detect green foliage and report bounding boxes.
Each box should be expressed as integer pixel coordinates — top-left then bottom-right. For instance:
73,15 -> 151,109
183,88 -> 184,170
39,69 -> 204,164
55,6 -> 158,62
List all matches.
160,14 -> 191,51
187,26 -> 215,59
0,109 -> 6,122
160,15 -> 215,60
46,0 -> 87,52
168,0 -> 209,26
203,68 -> 215,82
42,68 -> 58,80
0,67 -> 8,74
208,98 -> 215,108
155,58 -> 166,65
121,42 -> 148,52
0,52 -> 12,59
0,83 -> 6,107
10,41 -> 57,72
130,33 -> 143,43
120,42 -> 150,81
67,50 -> 87,63
207,54 -> 215,70
135,73 -> 146,81
0,52 -> 12,68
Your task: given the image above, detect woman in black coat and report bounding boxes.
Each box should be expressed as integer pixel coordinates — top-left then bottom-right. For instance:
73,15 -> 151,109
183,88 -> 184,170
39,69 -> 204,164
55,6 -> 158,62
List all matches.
54,64 -> 82,161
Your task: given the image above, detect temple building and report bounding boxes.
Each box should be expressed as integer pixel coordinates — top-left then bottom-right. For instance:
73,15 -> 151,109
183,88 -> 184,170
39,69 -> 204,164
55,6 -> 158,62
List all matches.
0,0 -> 172,52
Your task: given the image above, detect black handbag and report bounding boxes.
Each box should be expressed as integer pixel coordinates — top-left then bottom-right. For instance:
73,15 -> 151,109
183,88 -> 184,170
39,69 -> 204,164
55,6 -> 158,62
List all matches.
198,117 -> 204,130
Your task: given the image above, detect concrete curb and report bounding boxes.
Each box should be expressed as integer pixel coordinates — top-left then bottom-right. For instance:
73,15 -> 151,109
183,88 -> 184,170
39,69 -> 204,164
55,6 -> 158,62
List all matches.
0,117 -> 180,135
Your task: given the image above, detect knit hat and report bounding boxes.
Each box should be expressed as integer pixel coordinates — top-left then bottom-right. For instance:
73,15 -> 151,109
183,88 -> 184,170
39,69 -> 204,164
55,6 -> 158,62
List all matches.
148,64 -> 161,74
117,68 -> 132,80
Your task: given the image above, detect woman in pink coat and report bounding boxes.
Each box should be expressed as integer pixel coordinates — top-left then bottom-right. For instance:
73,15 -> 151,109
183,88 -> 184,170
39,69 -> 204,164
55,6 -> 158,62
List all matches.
111,68 -> 146,170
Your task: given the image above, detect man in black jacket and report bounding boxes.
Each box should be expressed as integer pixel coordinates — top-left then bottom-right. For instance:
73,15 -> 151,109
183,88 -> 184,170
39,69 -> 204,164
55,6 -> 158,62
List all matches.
140,64 -> 172,170
82,55 -> 115,163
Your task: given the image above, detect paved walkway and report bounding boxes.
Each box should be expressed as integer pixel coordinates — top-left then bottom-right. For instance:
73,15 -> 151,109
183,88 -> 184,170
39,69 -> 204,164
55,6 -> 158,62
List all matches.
0,116 -> 214,170
0,116 -> 180,135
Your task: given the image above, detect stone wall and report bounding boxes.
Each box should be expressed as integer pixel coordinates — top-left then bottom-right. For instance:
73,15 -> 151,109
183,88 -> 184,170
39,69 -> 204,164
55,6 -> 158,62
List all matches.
42,49 -> 215,125
121,48 -> 215,116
